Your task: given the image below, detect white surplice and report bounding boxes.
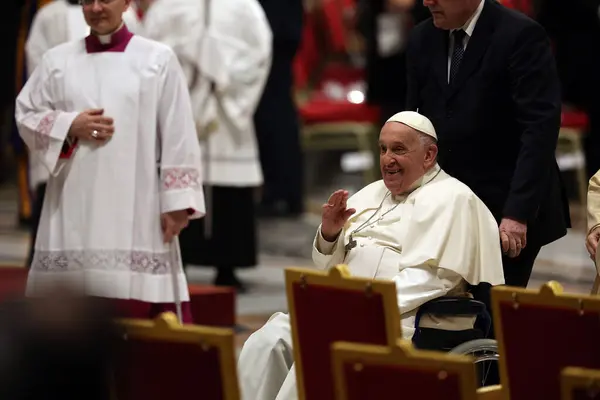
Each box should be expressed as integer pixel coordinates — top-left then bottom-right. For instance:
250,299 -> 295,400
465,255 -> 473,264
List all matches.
237,164 -> 504,400
25,0 -> 142,191
15,31 -> 205,303
143,0 -> 272,186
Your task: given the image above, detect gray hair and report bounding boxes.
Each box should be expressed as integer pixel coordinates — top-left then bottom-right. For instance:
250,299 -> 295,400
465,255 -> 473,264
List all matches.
417,131 -> 437,147
416,132 -> 438,160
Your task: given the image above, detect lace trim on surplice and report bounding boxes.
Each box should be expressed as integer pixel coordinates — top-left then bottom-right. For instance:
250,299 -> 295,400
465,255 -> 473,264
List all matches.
33,111 -> 60,152
161,167 -> 201,190
31,249 -> 178,275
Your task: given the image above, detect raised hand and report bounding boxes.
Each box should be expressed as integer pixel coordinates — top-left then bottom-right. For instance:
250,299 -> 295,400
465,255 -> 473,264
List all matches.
321,190 -> 356,242
67,108 -> 114,142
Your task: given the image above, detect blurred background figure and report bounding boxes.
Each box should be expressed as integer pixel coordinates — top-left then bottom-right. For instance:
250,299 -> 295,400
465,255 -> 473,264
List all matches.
23,0 -> 141,268
254,0 -> 305,218
0,289 -> 119,400
537,0 -> 600,180
357,0 -> 429,122
144,0 -> 273,291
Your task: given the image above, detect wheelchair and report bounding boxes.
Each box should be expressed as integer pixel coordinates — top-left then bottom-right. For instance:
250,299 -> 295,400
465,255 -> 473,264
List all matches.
411,285 -> 499,388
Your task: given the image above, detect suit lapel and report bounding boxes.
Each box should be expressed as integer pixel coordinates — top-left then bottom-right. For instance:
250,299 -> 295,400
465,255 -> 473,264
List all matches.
447,0 -> 498,99
432,28 -> 451,97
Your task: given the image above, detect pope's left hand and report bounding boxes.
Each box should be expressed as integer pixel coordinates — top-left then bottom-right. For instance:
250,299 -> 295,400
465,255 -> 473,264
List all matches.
161,210 -> 189,244
499,218 -> 527,258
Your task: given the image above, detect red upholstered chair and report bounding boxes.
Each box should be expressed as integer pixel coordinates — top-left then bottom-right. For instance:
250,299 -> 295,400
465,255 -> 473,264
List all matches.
492,282 -> 600,400
557,108 -> 590,206
286,265 -> 401,400
561,367 -> 600,400
332,340 -> 501,400
113,312 -> 240,400
562,367 -> 600,400
294,1 -> 381,194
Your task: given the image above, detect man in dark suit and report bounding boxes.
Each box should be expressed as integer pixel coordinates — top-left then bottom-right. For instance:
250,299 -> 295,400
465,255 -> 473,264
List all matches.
406,0 -> 569,287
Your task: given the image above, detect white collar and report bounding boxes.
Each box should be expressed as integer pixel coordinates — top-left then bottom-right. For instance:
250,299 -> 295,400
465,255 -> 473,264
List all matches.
96,22 -> 125,44
452,0 -> 484,37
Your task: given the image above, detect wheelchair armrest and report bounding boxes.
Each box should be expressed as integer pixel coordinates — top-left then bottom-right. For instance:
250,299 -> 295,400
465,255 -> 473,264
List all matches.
417,297 -> 487,317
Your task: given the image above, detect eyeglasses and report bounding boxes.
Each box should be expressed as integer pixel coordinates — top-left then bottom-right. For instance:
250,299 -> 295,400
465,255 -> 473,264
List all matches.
79,0 -> 118,5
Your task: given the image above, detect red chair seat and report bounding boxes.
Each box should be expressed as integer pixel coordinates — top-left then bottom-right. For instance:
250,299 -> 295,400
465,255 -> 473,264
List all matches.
561,110 -> 589,129
188,284 -> 236,327
300,98 -> 380,124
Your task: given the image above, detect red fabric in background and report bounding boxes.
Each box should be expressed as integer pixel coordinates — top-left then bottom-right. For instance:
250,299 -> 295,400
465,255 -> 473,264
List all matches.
292,282 -> 389,400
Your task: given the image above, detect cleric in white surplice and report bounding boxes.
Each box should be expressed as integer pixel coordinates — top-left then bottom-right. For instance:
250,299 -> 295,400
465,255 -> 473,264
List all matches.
15,0 -> 205,322
237,111 -> 505,400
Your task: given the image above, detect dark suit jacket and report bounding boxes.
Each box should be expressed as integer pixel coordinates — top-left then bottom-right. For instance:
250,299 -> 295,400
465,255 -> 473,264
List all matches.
406,0 -> 569,246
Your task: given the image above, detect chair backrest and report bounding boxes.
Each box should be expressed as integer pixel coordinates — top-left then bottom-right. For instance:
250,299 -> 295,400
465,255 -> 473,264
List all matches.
332,340 -> 478,400
113,312 -> 239,400
492,282 -> 600,400
286,265 -> 401,400
561,367 -> 600,400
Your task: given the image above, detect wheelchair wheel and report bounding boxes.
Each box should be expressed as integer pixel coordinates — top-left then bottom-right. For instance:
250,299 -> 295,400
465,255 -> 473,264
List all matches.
449,339 -> 499,387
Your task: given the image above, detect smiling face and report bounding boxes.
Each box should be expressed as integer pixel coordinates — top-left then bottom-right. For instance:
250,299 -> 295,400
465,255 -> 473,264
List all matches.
423,0 -> 479,30
82,0 -> 131,35
379,122 -> 438,195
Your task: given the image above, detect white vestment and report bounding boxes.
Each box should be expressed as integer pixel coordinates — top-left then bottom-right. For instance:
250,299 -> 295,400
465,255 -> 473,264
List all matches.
16,31 -> 205,303
143,0 -> 272,186
238,165 -> 504,400
25,0 -> 142,191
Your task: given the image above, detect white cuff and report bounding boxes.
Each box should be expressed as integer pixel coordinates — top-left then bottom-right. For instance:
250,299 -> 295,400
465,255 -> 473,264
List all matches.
316,228 -> 338,255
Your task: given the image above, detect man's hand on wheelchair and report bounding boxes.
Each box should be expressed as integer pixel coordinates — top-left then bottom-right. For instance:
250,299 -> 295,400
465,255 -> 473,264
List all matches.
586,227 -> 600,261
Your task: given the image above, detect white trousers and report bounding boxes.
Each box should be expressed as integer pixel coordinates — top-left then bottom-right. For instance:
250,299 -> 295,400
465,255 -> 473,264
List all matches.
238,312 -> 298,400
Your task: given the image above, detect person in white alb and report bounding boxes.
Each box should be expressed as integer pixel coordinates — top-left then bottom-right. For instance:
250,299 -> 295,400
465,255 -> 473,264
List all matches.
15,0 -> 205,322
237,111 -> 504,400
143,0 -> 272,290
24,0 -> 142,268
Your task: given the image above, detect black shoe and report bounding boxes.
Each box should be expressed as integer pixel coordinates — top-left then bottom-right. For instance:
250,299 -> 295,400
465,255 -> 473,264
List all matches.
214,270 -> 248,293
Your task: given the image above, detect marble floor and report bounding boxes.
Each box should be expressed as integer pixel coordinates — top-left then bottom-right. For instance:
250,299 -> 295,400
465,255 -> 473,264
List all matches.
0,181 -> 597,349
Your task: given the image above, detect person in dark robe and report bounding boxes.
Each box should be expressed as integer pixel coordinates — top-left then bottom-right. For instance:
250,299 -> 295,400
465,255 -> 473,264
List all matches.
254,0 -> 305,218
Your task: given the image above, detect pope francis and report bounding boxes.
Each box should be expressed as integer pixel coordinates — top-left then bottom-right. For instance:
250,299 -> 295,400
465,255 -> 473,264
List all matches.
237,111 -> 505,400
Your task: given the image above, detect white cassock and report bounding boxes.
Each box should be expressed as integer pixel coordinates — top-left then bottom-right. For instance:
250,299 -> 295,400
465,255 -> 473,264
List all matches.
25,0 -> 142,192
237,164 -> 504,400
15,25 -> 205,303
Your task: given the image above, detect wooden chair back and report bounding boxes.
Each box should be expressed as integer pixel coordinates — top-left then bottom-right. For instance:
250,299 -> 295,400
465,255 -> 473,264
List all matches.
286,265 -> 400,400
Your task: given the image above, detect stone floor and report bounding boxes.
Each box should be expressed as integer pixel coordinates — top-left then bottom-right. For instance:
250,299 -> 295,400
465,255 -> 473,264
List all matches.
1,180 -> 597,351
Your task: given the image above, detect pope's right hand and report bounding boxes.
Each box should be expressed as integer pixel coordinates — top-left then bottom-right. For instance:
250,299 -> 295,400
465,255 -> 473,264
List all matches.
321,190 -> 356,242
586,226 -> 600,261
68,108 -> 114,142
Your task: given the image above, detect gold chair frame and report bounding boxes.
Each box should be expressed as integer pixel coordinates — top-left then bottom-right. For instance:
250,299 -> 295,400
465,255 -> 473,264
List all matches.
332,340 -> 479,400
116,312 -> 240,400
492,282 -> 600,398
561,367 -> 600,400
285,265 -> 401,400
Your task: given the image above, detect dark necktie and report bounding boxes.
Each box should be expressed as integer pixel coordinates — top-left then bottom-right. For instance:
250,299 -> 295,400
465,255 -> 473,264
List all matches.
449,29 -> 466,84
